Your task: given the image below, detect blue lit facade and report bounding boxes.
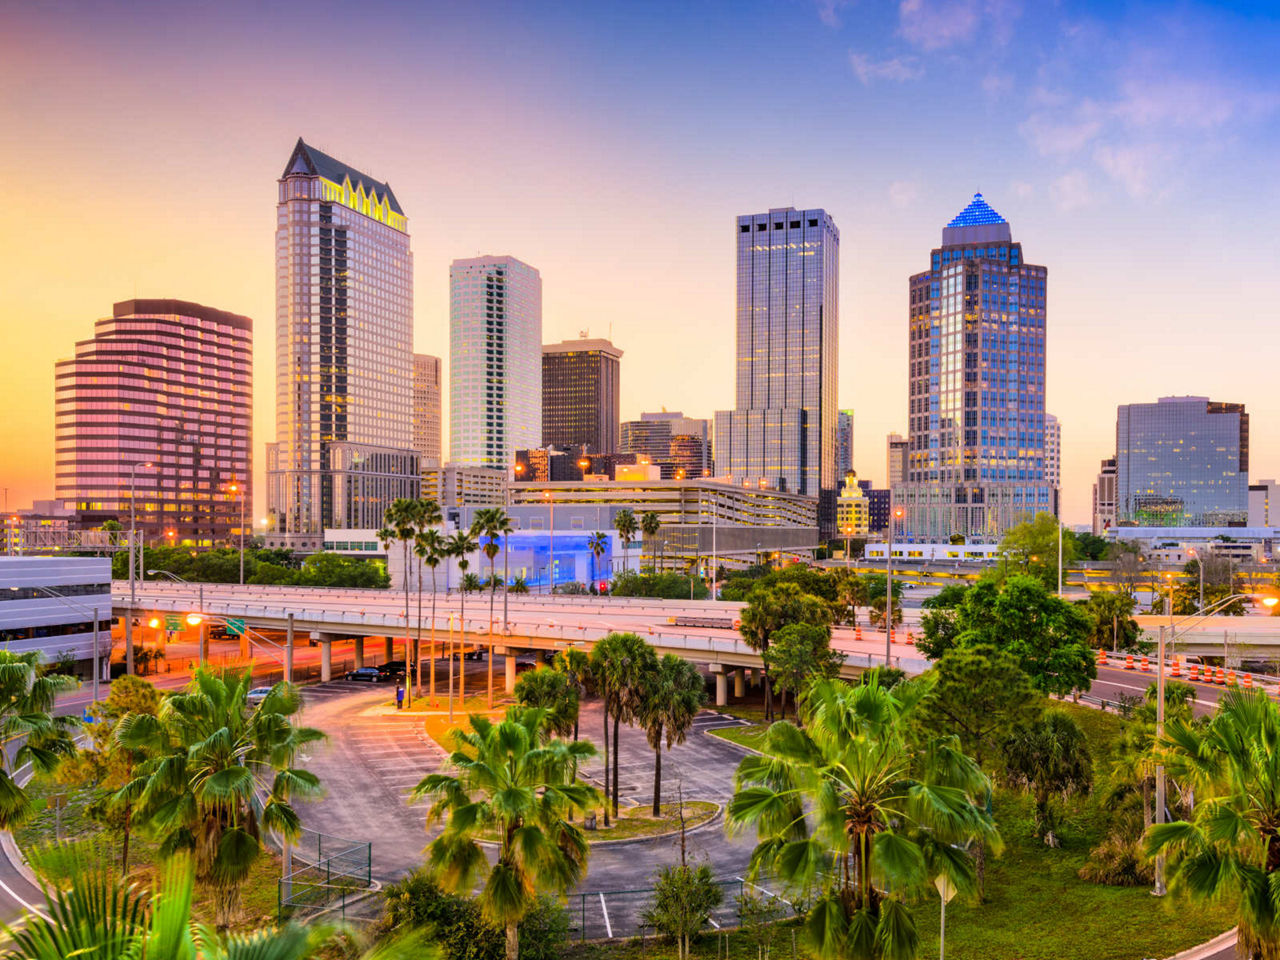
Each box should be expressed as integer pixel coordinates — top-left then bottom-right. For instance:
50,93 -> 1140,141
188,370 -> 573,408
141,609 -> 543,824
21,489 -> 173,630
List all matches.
899,193 -> 1052,541
1116,397 -> 1249,526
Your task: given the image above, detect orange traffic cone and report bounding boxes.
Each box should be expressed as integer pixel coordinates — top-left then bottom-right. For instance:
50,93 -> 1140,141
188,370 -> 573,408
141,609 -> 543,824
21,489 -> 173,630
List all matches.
1216,667 -> 1227,685
1124,654 -> 1135,671
1187,662 -> 1200,682
1171,657 -> 1181,678
1097,649 -> 1108,667
1228,670 -> 1238,687
1243,673 -> 1253,689
1141,656 -> 1150,672
856,626 -> 863,642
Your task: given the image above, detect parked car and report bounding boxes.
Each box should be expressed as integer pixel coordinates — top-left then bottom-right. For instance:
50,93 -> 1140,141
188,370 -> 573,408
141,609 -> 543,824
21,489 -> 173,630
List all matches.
344,666 -> 383,683
246,686 -> 274,706
379,660 -> 407,679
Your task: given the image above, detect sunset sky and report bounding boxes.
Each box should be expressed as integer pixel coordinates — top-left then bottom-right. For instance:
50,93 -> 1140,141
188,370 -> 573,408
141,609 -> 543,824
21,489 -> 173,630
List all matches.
3,0 -> 1279,526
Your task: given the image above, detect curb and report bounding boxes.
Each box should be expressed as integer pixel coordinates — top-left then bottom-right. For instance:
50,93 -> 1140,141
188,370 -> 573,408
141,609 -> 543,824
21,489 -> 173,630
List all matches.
1162,927 -> 1236,960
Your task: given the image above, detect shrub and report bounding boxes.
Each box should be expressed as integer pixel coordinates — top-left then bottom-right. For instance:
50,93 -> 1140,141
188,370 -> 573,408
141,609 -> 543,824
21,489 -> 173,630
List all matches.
1078,833 -> 1154,886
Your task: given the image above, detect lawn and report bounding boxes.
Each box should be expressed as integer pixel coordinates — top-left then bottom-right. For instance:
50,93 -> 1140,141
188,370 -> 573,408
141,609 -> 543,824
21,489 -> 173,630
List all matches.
704,700 -> 1236,960
587,802 -> 718,842
16,773 -> 285,930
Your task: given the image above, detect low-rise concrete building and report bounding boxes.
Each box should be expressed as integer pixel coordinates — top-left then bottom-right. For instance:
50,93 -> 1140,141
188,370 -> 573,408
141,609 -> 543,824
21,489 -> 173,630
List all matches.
0,556 -> 112,676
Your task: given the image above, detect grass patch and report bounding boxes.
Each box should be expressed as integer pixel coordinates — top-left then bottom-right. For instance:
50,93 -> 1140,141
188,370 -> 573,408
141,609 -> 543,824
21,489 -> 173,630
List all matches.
708,722 -> 771,754
15,773 -> 286,931
587,802 -> 718,842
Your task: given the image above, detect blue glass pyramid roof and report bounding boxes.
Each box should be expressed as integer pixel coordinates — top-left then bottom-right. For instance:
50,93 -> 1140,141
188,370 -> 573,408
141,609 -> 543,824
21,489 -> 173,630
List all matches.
947,193 -> 1006,228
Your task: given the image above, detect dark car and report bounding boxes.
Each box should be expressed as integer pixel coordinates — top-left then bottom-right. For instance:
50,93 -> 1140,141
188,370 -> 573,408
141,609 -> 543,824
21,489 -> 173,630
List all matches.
344,666 -> 383,683
379,660 -> 407,679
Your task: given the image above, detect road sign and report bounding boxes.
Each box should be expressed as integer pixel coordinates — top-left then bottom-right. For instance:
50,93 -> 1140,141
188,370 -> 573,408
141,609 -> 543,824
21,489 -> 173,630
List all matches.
933,874 -> 957,903
226,618 -> 246,636
164,615 -> 181,632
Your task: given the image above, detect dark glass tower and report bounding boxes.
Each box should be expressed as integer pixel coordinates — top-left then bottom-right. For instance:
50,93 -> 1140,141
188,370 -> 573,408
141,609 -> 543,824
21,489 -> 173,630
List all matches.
899,193 -> 1051,541
541,338 -> 622,454
714,207 -> 840,532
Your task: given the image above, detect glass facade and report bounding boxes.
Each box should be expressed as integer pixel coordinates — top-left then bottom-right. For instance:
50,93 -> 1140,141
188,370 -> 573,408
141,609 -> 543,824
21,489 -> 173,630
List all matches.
1116,397 -> 1249,526
267,139 -> 416,540
541,338 -> 622,454
412,353 -> 442,469
54,299 -> 252,546
899,193 -> 1052,541
714,207 -> 839,532
836,410 -> 854,478
449,256 -> 542,471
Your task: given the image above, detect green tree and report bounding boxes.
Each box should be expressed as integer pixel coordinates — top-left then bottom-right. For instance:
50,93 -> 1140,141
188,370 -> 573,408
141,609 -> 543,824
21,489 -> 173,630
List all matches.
862,574 -> 904,630
1081,589 -> 1140,650
552,648 -> 592,743
915,584 -> 970,660
416,526 -> 448,702
610,570 -> 708,600
955,575 -> 1096,697
55,675 -> 161,871
613,509 -> 638,574
763,622 -> 845,721
114,669 -> 323,926
640,511 -> 662,570
1146,687 -> 1280,958
728,676 -> 999,960
641,863 -> 723,960
3,853 -> 428,960
508,576 -> 529,595
830,570 -> 868,626
380,498 -> 431,707
0,650 -> 79,829
447,528 -> 480,697
1003,708 -> 1093,845
514,668 -> 578,740
475,507 -> 513,637
591,632 -> 657,819
994,512 -> 1079,589
586,531 -> 609,585
415,707 -> 598,960
738,582 -> 831,720
1075,532 -> 1110,561
297,551 -> 388,588
638,655 -> 706,815
917,644 -> 1041,896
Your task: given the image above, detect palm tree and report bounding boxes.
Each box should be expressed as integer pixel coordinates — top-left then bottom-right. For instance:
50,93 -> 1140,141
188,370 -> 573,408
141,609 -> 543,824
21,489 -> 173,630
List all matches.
640,511 -> 662,571
613,510 -> 638,574
114,669 -> 324,926
446,528 -> 479,706
0,650 -> 79,828
833,570 -> 869,626
553,647 -> 592,743
3,852 -> 428,960
508,576 -> 529,594
738,582 -> 831,721
639,655 -> 706,816
592,632 -> 657,818
379,498 -> 425,707
587,531 -> 609,587
727,676 -> 999,960
1147,687 -> 1280,958
415,526 -> 446,705
514,667 -> 579,740
410,499 -> 443,699
1004,708 -> 1093,846
414,707 -> 598,960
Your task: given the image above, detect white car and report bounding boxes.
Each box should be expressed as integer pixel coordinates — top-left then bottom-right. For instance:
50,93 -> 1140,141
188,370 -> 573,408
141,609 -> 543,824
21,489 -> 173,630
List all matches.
246,686 -> 274,706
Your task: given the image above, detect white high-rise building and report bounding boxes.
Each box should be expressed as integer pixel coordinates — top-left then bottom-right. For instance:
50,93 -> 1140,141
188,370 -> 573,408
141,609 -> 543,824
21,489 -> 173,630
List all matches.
266,139 -> 418,546
449,256 -> 542,472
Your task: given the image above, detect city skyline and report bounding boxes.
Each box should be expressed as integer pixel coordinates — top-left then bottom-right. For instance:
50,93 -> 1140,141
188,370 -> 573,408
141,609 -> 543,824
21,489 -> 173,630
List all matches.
4,1 -> 1280,526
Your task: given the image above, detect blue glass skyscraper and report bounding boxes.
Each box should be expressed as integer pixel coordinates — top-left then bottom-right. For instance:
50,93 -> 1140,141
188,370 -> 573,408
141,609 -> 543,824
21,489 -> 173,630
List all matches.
714,207 -> 839,532
898,193 -> 1052,541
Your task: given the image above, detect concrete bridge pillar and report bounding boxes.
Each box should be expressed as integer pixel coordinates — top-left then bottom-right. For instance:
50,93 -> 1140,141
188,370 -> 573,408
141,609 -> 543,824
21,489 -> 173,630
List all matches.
749,667 -> 759,688
505,649 -> 518,695
715,672 -> 728,707
354,636 -> 365,669
321,638 -> 333,683
734,668 -> 745,699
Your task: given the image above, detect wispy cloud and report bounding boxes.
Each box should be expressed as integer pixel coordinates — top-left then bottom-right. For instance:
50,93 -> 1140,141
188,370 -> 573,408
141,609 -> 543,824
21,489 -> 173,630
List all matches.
816,0 -> 856,28
898,0 -> 1021,51
889,180 -> 921,207
849,51 -> 923,84
1049,170 -> 1091,211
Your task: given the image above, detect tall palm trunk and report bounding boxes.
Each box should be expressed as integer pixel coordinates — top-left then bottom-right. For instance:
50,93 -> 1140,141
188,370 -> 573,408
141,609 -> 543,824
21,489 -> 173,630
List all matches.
430,567 -> 438,705
612,708 -> 621,817
403,540 -> 412,707
505,921 -> 518,960
502,538 -> 509,632
652,723 -> 664,816
415,563 -> 424,698
602,693 -> 611,826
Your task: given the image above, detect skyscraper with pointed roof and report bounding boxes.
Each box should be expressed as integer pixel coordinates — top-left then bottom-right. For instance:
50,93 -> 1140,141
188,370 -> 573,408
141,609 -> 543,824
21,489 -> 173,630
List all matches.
897,193 -> 1051,541
265,139 -> 419,547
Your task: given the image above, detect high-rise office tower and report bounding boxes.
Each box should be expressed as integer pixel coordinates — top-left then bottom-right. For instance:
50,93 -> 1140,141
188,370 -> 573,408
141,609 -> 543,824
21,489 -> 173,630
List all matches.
266,139 -> 418,546
1045,414 -> 1061,489
450,256 -> 542,472
1092,457 -> 1117,534
541,337 -> 622,454
836,410 -> 854,478
413,354 -> 443,470
714,207 -> 840,531
886,433 -> 908,488
1115,396 -> 1249,526
621,412 -> 710,471
55,299 -> 252,546
899,193 -> 1051,541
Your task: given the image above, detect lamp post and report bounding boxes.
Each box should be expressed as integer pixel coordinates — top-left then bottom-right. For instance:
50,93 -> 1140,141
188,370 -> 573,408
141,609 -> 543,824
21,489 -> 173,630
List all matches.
125,460 -> 154,676
710,490 -> 718,599
147,569 -> 205,664
228,481 -> 246,585
844,525 -> 853,570
543,490 -> 554,594
1154,573 -> 1173,897
886,496 -> 902,667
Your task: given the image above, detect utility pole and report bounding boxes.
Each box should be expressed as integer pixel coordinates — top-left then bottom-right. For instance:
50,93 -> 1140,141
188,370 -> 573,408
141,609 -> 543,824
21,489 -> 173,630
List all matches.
885,485 -> 894,666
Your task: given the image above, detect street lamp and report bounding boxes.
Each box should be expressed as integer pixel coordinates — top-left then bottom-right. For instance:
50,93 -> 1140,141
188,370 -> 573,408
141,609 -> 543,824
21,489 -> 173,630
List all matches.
886,505 -> 904,666
125,460 -> 155,676
1187,547 -> 1205,613
843,525 -> 853,571
148,569 -> 206,664
227,480 -> 246,585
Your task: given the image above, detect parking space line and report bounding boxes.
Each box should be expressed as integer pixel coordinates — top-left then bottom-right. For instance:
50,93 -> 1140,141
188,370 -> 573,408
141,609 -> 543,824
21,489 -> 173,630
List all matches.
599,893 -> 612,939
